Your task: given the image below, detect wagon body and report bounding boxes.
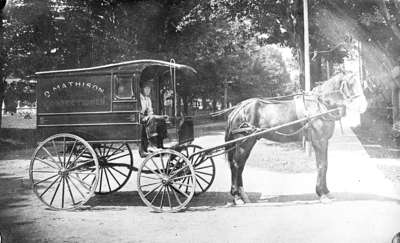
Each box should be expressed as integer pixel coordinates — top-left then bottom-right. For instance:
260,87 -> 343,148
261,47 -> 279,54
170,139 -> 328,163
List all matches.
35,59 -> 196,143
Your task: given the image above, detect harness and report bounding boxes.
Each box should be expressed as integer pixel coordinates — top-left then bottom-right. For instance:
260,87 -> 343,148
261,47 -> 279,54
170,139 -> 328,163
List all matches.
231,92 -> 346,138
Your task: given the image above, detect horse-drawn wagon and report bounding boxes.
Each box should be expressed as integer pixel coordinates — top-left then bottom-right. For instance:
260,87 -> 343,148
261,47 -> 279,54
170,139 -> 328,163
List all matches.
30,59 -> 367,212
30,59 -> 216,212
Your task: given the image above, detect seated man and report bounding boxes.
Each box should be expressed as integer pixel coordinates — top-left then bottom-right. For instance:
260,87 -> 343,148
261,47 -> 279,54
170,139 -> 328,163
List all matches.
139,79 -> 168,157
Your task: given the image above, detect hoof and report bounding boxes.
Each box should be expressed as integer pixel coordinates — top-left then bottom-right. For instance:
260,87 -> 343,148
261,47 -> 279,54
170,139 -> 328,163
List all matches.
319,194 -> 332,204
233,195 -> 245,206
238,188 -> 251,203
325,193 -> 335,200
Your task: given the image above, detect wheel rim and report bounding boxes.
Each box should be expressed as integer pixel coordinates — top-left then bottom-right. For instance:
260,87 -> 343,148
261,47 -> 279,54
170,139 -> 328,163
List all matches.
29,134 -> 99,210
181,145 -> 215,195
91,143 -> 133,195
137,150 -> 196,212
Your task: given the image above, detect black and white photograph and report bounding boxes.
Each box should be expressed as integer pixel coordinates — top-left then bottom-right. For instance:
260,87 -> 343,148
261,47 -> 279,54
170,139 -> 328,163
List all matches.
0,0 -> 399,242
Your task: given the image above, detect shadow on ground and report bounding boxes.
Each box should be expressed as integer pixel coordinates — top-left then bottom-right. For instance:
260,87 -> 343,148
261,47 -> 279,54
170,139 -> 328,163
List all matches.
353,112 -> 400,159
0,172 -> 36,242
85,190 -> 400,210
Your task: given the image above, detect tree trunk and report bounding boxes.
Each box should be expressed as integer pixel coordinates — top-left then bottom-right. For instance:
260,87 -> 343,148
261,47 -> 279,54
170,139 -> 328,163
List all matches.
201,96 -> 207,110
392,87 -> 399,123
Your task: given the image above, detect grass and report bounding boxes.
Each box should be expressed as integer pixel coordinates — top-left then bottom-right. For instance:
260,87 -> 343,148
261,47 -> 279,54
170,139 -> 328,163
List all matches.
0,114 -> 315,173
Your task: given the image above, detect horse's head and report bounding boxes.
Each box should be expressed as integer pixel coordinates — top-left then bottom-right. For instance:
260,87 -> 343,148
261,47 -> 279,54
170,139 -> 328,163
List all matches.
314,73 -> 368,114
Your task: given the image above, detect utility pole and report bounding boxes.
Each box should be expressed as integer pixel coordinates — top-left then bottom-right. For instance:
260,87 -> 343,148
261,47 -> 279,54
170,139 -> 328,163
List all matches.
303,0 -> 312,155
303,0 -> 311,92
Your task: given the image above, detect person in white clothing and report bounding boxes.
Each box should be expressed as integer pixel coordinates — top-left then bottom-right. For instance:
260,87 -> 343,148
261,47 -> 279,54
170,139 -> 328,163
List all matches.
138,79 -> 168,157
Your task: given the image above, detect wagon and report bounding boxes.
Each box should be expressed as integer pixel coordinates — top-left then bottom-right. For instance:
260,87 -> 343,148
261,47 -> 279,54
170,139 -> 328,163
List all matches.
30,59 -> 216,212
30,59 -> 343,213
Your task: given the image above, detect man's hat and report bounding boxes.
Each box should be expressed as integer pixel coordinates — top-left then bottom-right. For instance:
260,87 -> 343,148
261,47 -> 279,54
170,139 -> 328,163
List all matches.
141,79 -> 154,89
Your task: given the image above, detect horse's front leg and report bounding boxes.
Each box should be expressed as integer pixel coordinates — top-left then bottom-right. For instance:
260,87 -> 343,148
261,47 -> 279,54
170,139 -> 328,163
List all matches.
312,138 -> 332,200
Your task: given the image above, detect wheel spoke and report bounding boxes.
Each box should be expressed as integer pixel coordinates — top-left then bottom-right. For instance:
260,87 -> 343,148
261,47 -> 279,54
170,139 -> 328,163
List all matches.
144,165 -> 163,179
34,174 -> 58,186
140,175 -> 160,181
194,165 -> 213,170
51,140 -> 62,165
35,157 -> 59,170
160,154 -> 166,171
49,177 -> 62,206
166,185 -> 172,209
150,158 -> 162,175
103,168 -> 112,192
32,170 -> 59,173
169,164 -> 190,179
165,154 -> 173,175
107,144 -> 125,158
105,167 -> 121,186
170,184 -> 190,198
61,177 -> 65,208
99,169 -> 104,192
105,144 -> 113,157
67,175 -> 85,199
178,176 -> 187,190
160,187 -> 166,208
109,166 -> 128,178
62,137 -> 66,167
144,183 -> 163,198
65,177 -> 76,205
67,160 -> 94,171
196,178 -> 205,191
69,174 -> 92,191
172,181 -> 193,188
70,147 -> 88,167
195,170 -> 213,176
140,181 -> 162,188
150,185 -> 163,204
195,173 -> 210,185
41,147 -> 61,167
39,176 -> 60,198
171,174 -> 192,181
169,184 -> 182,204
107,153 -> 130,162
65,140 -> 77,168
81,168 -> 95,181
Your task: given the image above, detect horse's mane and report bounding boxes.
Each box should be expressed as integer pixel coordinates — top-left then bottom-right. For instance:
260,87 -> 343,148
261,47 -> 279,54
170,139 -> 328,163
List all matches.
312,72 -> 355,95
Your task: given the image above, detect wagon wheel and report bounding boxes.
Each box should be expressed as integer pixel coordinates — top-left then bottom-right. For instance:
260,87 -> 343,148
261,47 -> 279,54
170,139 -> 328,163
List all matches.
137,150 -> 196,212
90,143 -> 133,195
29,133 -> 99,210
180,144 -> 215,195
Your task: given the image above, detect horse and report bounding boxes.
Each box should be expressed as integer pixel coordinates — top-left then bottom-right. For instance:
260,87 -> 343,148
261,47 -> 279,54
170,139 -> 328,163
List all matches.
224,72 -> 368,204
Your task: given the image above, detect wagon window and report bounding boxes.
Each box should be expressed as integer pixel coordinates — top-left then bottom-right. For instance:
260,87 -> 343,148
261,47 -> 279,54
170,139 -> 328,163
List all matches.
114,75 -> 135,99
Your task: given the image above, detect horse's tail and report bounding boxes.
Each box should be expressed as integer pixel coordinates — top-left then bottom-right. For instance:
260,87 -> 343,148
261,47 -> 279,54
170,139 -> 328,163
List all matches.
210,106 -> 237,117
224,106 -> 238,163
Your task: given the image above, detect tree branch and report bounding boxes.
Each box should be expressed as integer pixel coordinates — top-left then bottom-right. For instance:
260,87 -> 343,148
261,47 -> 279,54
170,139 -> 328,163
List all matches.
377,0 -> 400,41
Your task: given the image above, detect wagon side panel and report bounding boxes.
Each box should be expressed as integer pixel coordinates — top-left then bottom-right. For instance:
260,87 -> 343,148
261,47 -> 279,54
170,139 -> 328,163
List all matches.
36,73 -> 140,142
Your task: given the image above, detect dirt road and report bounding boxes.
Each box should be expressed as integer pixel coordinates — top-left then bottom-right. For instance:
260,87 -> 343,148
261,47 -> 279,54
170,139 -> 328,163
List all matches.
1,130 -> 400,242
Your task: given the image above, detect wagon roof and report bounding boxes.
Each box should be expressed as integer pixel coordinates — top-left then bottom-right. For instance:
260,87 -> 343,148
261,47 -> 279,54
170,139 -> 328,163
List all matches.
35,59 -> 197,75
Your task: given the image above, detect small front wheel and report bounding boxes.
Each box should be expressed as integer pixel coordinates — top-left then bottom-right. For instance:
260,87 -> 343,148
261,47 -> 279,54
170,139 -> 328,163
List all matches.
180,144 -> 216,195
137,150 -> 196,212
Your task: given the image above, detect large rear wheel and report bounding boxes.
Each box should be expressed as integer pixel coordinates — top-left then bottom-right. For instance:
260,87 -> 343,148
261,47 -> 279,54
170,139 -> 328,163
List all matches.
137,150 -> 196,212
91,143 -> 133,195
29,134 -> 99,210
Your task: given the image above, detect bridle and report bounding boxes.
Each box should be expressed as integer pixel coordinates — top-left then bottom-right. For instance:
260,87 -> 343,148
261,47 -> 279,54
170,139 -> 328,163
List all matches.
314,79 -> 363,105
